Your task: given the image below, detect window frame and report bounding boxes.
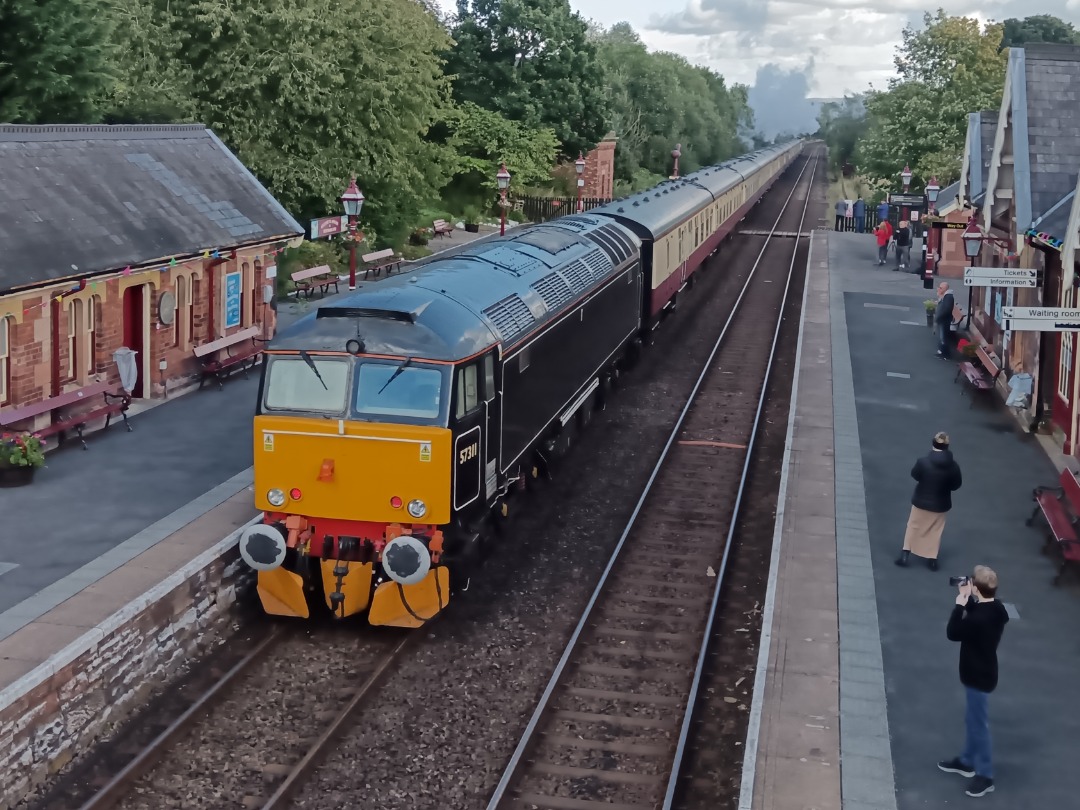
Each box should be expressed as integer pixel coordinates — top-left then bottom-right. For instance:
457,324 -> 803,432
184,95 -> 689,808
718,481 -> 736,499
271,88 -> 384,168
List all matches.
261,354 -> 352,416
455,362 -> 481,420
0,316 -> 9,405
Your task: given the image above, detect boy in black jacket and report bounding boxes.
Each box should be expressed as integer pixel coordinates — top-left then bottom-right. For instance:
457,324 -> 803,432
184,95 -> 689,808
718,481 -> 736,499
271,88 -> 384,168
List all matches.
938,565 -> 1009,798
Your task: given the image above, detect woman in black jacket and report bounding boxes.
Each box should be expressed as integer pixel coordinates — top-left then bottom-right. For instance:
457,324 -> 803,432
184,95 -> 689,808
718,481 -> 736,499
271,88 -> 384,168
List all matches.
896,432 -> 963,570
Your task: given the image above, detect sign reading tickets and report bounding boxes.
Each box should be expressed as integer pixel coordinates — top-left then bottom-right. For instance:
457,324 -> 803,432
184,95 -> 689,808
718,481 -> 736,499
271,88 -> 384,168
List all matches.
225,271 -> 242,329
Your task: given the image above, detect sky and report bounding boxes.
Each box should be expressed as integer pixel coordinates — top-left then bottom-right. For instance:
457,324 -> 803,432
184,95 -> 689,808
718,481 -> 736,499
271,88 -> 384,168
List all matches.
433,1 -> 1080,138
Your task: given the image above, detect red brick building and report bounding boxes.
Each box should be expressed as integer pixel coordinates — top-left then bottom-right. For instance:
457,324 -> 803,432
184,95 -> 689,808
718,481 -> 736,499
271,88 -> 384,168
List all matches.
0,125 -> 303,430
581,133 -> 616,200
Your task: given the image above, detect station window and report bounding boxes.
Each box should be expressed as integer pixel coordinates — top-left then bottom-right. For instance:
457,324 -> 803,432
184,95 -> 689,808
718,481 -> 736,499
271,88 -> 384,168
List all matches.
456,363 -> 480,418
1059,333 -> 1073,403
67,298 -> 83,381
175,276 -> 187,348
86,296 -> 98,376
0,316 -> 9,405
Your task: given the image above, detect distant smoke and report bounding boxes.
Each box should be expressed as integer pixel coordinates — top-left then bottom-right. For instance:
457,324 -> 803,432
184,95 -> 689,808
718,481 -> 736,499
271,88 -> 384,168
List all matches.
747,63 -> 819,140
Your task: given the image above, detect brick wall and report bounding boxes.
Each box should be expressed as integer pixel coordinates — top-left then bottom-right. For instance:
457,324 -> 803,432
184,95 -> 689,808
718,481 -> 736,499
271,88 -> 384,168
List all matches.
0,245 -> 277,430
0,533 -> 255,807
582,137 -> 616,200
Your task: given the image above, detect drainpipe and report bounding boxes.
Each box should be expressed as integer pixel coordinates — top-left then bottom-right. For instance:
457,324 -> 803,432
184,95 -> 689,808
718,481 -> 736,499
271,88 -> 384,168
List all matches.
207,262 -> 217,339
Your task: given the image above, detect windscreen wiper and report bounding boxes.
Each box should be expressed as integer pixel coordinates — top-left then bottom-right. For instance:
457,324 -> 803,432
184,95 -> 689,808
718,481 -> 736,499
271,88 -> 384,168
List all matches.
298,350 -> 328,391
377,356 -> 413,395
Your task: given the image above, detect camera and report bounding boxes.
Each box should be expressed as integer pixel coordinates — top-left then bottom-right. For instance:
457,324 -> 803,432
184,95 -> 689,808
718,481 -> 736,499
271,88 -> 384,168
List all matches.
949,576 -> 970,586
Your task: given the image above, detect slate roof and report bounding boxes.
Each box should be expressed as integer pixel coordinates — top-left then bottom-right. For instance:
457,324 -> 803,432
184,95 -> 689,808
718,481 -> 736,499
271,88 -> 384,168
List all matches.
1006,45 -> 1080,235
936,180 -> 962,214
0,125 -> 303,293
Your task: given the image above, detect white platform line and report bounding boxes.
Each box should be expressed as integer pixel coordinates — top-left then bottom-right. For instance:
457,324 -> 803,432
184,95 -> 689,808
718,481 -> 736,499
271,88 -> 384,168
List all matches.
886,372 -> 911,379
738,232 -> 816,810
899,320 -> 923,326
0,563 -> 18,577
863,302 -> 909,310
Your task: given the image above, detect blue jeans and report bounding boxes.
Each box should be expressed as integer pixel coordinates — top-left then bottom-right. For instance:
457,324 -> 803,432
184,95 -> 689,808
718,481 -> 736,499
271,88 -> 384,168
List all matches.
936,321 -> 949,356
855,215 -> 865,233
961,686 -> 993,778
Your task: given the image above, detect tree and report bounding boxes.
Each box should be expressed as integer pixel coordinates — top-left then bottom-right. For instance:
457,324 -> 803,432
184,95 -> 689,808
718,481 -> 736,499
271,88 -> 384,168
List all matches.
128,0 -> 454,248
0,0 -> 117,123
816,96 -> 867,174
446,0 -> 610,157
857,11 -> 1006,189
1001,15 -> 1080,50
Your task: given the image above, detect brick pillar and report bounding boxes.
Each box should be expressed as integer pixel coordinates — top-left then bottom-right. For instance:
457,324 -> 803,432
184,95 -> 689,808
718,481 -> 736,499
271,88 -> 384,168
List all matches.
582,134 -> 617,200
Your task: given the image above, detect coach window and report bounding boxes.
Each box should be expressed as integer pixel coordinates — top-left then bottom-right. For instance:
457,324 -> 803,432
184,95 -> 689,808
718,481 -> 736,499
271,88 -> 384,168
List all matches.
456,363 -> 480,418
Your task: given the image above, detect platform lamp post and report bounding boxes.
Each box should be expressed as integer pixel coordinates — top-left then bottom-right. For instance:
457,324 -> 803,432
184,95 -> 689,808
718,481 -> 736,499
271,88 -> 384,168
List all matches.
960,216 -> 984,332
671,144 -> 682,179
922,176 -> 940,290
497,163 -> 511,236
575,152 -> 586,212
340,176 -> 365,291
900,164 -> 913,223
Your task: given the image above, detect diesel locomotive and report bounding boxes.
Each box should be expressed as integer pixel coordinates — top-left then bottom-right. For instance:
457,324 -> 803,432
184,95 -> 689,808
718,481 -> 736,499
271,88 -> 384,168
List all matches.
238,140 -> 803,627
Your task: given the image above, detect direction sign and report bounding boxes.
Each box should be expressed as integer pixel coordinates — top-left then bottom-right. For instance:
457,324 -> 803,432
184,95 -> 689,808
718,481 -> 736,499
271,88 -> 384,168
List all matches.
962,267 -> 1037,288
309,215 -> 349,240
929,220 -> 969,230
1002,307 -> 1080,331
889,193 -> 924,206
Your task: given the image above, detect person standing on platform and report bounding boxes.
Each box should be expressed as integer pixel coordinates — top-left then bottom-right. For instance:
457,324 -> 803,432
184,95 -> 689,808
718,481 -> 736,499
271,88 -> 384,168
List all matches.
877,199 -> 890,227
938,566 -> 1009,798
835,199 -> 846,230
895,431 -> 962,571
935,281 -> 956,358
854,195 -> 866,233
894,219 -> 912,270
874,219 -> 892,265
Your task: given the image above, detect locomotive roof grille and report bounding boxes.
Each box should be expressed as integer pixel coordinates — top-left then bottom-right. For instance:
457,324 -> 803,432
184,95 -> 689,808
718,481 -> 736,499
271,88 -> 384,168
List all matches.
482,294 -> 535,344
470,244 -> 547,277
559,259 -> 592,293
530,272 -> 575,311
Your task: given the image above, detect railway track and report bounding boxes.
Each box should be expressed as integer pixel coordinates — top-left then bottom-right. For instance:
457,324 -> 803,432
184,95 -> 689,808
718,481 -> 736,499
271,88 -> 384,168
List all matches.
485,148 -> 821,810
30,624 -> 415,810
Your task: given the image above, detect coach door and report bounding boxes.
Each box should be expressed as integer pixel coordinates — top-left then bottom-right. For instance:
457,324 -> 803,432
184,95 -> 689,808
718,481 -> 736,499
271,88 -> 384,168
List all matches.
452,353 -> 500,512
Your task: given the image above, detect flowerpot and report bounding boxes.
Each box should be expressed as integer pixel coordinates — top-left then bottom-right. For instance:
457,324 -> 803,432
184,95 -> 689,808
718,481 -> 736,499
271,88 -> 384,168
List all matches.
0,465 -> 37,487
926,313 -> 934,327
464,223 -> 480,233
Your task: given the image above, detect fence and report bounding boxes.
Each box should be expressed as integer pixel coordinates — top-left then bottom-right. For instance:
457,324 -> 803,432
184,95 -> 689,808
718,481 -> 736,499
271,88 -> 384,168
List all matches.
829,208 -> 927,238
520,196 -> 610,224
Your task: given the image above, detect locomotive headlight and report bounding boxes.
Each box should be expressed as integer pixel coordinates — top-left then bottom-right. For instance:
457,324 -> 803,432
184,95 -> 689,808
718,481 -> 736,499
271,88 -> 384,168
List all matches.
267,488 -> 286,508
407,499 -> 427,519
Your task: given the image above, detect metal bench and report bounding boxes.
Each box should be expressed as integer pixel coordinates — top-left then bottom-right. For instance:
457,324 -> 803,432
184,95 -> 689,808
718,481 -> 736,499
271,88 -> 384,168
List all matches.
954,345 -> 1002,406
193,326 -> 266,390
362,248 -> 402,279
291,265 -> 339,298
0,380 -> 132,450
433,219 -> 453,238
1026,467 -> 1080,585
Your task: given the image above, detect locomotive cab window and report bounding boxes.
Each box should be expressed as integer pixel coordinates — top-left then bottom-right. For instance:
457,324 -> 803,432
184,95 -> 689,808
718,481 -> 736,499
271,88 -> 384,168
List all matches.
455,363 -> 480,418
355,361 -> 445,422
264,355 -> 350,414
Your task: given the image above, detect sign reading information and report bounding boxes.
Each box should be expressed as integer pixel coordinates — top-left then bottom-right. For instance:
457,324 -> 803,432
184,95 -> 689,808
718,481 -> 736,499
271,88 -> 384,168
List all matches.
962,267 -> 1038,288
225,271 -> 242,329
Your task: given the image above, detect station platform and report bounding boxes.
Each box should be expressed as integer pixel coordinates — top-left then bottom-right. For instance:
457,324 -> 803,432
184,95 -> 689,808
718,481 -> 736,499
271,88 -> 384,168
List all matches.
744,230 -> 1080,809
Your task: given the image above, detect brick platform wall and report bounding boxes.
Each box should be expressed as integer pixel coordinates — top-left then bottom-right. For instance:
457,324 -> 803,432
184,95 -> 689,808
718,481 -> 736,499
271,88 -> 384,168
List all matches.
0,527 -> 256,807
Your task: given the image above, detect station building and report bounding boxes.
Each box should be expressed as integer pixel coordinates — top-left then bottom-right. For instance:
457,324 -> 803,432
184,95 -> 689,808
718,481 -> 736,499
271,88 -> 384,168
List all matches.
936,45 -> 1080,454
0,124 -> 303,430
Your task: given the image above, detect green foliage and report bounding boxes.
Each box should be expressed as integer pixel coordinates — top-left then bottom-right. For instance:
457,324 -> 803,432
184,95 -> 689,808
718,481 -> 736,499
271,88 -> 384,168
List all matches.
591,23 -> 751,185
816,96 -> 868,174
1001,15 -> 1080,50
274,239 -> 349,298
447,0 -> 610,157
0,0 -> 118,123
857,10 -> 1007,190
0,433 -> 46,468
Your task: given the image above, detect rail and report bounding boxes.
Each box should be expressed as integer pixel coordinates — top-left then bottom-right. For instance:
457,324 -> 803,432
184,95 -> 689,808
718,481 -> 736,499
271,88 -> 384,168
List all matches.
485,149 -> 820,810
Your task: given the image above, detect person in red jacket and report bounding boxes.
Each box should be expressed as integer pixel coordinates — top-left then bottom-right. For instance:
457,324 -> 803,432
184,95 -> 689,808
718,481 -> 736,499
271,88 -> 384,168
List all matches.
874,219 -> 892,265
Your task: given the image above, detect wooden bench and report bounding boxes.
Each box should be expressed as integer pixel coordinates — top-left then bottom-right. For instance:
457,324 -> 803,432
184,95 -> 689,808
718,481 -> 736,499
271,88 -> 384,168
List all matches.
0,380 -> 131,451
433,219 -> 453,238
193,326 -> 266,390
1025,467 -> 1080,585
291,265 -> 339,298
362,248 -> 402,279
954,345 -> 1003,406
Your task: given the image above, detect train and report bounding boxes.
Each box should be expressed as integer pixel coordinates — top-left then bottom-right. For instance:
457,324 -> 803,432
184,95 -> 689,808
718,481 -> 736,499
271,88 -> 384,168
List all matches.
238,139 -> 804,627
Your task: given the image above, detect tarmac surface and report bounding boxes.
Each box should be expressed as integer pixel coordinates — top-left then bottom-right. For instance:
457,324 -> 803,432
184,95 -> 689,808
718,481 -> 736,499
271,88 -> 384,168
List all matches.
0,226 -> 491,636
836,232 -> 1080,807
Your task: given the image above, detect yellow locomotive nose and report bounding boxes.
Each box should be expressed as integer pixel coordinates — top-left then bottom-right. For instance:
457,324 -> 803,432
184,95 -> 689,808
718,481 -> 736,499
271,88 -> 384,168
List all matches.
253,415 -> 452,524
